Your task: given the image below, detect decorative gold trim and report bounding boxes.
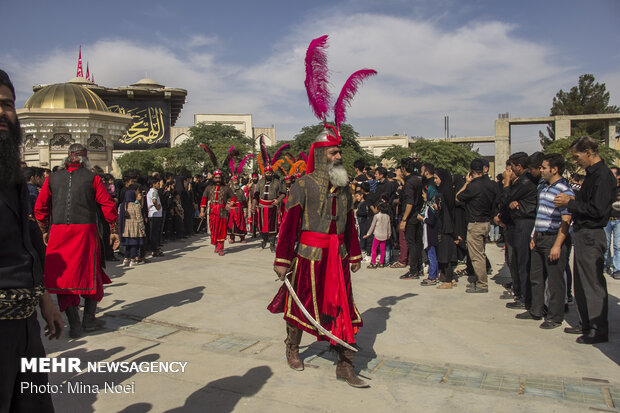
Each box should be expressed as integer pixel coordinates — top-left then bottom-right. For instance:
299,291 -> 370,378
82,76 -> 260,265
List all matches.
275,258 -> 292,265
350,254 -> 362,261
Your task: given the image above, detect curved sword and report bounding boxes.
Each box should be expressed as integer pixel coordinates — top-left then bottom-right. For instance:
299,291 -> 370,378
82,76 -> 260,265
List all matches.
283,274 -> 357,352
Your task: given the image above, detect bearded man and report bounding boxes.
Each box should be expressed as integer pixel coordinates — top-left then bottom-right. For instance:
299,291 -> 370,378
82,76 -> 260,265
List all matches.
200,170 -> 233,255
252,166 -> 285,252
35,143 -> 119,338
268,126 -> 367,388
0,69 -> 64,413
227,175 -> 247,244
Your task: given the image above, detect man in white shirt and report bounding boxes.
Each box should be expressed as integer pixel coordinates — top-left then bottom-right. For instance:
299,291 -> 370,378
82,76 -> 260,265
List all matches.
147,176 -> 164,257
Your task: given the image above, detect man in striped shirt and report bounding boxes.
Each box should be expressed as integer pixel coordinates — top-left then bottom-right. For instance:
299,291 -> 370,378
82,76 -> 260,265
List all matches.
516,153 -> 574,329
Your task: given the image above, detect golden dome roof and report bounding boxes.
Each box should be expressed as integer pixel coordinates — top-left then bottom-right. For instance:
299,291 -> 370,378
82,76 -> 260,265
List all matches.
24,82 -> 108,111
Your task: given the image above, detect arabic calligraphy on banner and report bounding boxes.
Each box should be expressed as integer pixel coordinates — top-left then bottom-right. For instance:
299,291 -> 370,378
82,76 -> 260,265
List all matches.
108,101 -> 170,148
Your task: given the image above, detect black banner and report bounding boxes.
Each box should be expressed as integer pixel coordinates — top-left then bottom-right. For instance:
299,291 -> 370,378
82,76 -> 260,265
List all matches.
106,99 -> 171,149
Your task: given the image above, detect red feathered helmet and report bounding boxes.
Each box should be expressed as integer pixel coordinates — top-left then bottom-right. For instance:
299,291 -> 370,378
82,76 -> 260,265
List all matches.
264,164 -> 273,173
284,175 -> 291,182
213,170 -> 222,177
303,35 -> 376,174
251,172 -> 258,178
231,175 -> 239,181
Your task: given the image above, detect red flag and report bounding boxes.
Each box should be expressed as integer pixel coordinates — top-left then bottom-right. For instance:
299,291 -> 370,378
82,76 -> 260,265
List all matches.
76,46 -> 83,78
86,62 -> 90,81
91,73 -> 95,84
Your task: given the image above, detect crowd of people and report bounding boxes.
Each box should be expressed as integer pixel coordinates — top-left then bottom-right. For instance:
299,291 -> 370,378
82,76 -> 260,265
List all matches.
349,138 -> 618,344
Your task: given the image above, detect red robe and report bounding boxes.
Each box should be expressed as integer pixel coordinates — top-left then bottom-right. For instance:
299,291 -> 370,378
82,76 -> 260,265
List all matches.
34,166 -> 117,311
268,187 -> 363,345
200,185 -> 230,246
227,194 -> 247,236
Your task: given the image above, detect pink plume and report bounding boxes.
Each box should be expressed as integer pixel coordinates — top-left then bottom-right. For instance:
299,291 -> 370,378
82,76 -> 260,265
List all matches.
299,151 -> 308,163
271,143 -> 290,166
229,157 -> 236,172
304,35 -> 331,121
237,154 -> 254,174
334,69 -> 377,129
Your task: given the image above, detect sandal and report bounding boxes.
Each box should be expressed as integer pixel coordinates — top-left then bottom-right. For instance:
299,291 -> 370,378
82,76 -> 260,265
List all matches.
437,282 -> 453,289
389,262 -> 407,268
451,280 -> 457,287
367,264 -> 378,269
421,278 -> 438,286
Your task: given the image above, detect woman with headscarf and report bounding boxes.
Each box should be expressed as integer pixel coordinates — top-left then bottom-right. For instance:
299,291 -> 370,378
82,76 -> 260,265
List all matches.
118,185 -> 146,266
434,168 -> 458,288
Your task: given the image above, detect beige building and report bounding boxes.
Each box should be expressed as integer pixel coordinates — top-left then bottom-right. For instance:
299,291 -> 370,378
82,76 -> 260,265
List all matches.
357,135 -> 410,157
18,78 -> 133,172
171,114 -> 276,150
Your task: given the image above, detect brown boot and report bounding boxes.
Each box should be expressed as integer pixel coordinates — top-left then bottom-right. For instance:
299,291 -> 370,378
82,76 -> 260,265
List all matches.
336,348 -> 369,388
284,323 -> 304,371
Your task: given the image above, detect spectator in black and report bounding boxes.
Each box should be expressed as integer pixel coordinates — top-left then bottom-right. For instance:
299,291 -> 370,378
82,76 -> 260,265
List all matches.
368,167 -> 395,214
500,152 -> 538,308
399,158 -> 424,279
455,159 -> 498,293
527,151 -> 544,183
354,159 -> 367,184
435,168 -> 458,289
555,136 -> 616,344
22,167 -> 42,216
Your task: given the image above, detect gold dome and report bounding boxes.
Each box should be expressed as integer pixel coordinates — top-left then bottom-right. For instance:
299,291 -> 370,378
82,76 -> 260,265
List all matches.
24,82 -> 108,111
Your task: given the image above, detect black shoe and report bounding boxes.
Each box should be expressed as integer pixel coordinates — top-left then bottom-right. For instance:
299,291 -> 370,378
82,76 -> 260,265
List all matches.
564,326 -> 584,335
466,287 -> 488,293
540,320 -> 562,329
270,244 -> 276,253
576,331 -> 608,344
499,291 -> 514,300
503,282 -> 512,290
515,311 -> 541,320
613,270 -> 620,280
261,240 -> 266,249
506,301 -> 526,309
466,282 -> 475,289
400,272 -> 415,280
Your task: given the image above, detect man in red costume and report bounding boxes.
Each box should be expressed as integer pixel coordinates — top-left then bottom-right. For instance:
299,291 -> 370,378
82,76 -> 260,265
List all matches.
269,126 -> 367,388
227,175 -> 247,244
200,170 -> 232,255
252,166 -> 285,252
279,175 -> 293,226
35,144 -> 119,338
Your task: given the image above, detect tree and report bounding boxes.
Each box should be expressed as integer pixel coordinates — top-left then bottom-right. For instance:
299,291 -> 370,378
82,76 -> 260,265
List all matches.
540,74 -> 619,147
177,122 -> 253,175
410,139 -> 479,176
380,145 -> 414,163
544,136 -> 620,175
116,150 -> 156,176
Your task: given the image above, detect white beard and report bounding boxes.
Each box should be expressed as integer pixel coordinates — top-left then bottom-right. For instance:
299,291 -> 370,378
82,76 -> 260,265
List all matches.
328,162 -> 349,187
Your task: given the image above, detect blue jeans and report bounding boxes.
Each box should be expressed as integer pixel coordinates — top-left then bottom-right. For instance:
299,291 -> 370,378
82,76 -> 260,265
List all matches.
604,219 -> 620,272
489,224 -> 500,242
426,246 -> 438,279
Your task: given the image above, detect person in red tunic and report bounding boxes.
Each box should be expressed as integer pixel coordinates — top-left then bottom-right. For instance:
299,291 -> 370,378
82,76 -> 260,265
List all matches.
269,127 -> 366,387
269,33 -> 375,388
279,175 -> 294,226
199,170 -> 233,256
34,144 -> 119,338
227,175 -> 247,244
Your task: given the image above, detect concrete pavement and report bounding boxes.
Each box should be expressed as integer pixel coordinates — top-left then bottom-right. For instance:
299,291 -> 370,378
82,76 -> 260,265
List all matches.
40,234 -> 620,412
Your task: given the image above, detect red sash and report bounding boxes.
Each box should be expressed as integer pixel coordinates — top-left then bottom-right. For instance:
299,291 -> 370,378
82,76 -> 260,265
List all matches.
299,231 -> 354,344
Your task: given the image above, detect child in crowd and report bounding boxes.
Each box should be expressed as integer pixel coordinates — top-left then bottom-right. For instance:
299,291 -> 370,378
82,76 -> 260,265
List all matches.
364,201 -> 391,269
118,185 -> 146,267
418,189 -> 439,285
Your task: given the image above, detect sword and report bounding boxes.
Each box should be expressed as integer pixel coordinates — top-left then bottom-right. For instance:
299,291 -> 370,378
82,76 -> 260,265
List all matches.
282,272 -> 357,352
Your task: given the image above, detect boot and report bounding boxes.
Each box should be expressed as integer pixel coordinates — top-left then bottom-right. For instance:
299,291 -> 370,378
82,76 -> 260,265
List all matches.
82,298 -> 105,332
65,306 -> 82,338
284,324 -> 304,371
336,348 -> 369,388
270,236 -> 277,253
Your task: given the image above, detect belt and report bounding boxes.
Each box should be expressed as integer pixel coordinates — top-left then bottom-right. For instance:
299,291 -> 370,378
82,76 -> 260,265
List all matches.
259,198 -> 275,207
536,231 -> 557,237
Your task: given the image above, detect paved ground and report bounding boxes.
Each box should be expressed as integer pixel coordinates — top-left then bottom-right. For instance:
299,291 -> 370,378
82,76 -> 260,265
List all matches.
41,233 -> 620,413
